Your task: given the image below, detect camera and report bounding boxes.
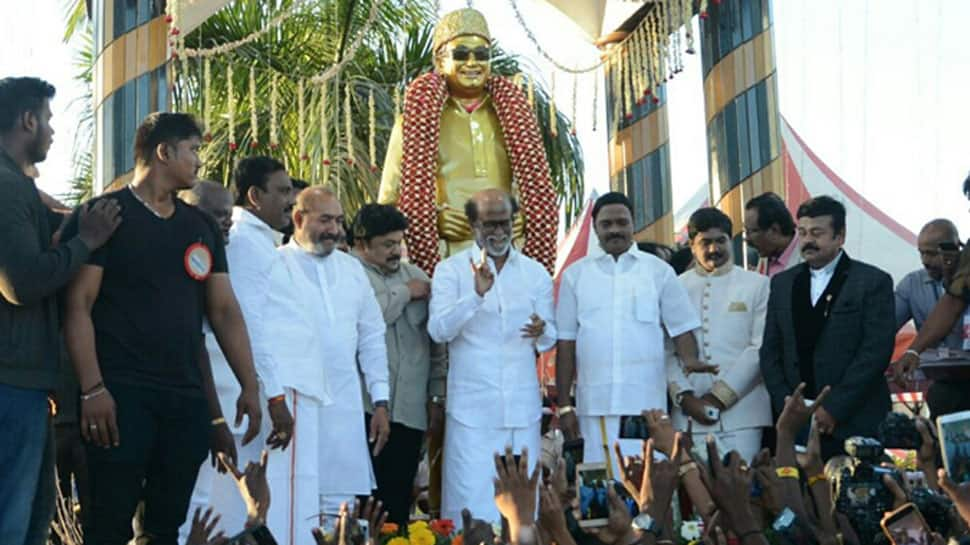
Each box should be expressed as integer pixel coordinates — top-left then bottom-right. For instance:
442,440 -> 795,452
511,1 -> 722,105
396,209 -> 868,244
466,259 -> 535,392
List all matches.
835,437 -> 902,545
878,413 -> 923,450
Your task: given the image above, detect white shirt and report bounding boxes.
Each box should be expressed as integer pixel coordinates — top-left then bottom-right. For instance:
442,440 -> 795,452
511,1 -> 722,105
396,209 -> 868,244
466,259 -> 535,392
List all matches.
557,245 -> 700,416
809,251 -> 844,305
279,241 -> 389,494
667,264 -> 772,433
428,246 -> 556,429
226,208 -> 287,399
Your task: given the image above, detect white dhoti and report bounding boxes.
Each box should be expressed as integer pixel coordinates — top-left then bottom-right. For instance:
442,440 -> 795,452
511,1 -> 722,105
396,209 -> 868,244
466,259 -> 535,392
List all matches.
441,415 -> 541,525
264,389 -> 328,545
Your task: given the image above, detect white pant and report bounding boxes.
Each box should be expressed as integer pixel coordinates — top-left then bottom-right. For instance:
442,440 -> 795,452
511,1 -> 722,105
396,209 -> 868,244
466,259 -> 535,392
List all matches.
688,428 -> 763,465
441,415 -> 541,525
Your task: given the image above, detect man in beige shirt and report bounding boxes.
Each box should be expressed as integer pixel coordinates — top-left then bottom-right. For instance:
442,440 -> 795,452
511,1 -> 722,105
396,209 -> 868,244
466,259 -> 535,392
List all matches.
352,203 -> 447,525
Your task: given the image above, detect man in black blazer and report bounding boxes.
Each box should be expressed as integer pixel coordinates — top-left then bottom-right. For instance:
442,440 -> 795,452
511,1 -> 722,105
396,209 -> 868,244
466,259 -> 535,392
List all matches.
760,196 -> 895,460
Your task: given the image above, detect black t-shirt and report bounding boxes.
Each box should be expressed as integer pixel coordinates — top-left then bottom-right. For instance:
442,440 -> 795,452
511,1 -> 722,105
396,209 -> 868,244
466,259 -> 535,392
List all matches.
62,187 -> 228,395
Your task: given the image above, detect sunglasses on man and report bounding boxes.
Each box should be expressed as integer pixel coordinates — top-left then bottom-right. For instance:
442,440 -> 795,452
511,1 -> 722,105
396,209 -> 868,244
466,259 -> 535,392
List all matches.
450,46 -> 491,62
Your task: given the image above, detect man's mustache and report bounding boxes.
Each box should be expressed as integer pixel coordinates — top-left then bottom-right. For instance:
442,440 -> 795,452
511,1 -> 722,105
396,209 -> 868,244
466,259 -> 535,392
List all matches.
607,233 -> 626,241
317,233 -> 341,242
705,253 -> 723,261
801,244 -> 819,253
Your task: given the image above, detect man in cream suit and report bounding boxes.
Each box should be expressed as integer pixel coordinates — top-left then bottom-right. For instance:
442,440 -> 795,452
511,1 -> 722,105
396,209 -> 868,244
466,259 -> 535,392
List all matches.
667,207 -> 771,462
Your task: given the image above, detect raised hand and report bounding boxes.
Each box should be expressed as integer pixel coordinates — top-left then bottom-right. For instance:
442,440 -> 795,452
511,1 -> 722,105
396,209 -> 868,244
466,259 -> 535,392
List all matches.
493,446 -> 541,529
938,468 -> 970,525
775,383 -> 832,439
461,508 -> 496,545
520,314 -> 545,339
219,450 -> 270,526
186,507 -> 227,545
470,248 -> 494,297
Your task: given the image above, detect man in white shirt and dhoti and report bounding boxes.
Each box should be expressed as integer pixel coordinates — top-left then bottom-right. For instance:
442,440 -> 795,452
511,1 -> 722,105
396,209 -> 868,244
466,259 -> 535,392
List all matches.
179,158 -> 329,545
555,192 -> 713,479
667,207 -> 771,463
279,186 -> 391,525
428,189 -> 555,524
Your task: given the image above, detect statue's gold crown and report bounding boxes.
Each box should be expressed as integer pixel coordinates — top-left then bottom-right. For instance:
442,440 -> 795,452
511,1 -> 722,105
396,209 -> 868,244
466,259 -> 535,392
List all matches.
433,8 -> 491,52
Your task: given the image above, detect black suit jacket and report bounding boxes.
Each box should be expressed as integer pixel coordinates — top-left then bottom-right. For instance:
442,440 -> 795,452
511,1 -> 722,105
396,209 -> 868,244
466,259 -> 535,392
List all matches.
759,253 -> 895,441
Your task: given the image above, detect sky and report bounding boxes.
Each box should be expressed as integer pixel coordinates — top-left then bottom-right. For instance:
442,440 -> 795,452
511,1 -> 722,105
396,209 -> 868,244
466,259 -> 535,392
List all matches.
2,0 -> 969,240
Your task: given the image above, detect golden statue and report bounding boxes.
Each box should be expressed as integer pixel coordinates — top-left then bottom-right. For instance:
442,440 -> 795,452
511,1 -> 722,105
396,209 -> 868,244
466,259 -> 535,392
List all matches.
378,8 -> 558,276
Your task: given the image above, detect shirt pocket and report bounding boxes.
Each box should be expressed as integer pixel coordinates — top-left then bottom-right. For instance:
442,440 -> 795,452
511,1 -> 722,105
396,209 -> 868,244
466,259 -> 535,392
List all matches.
634,284 -> 659,324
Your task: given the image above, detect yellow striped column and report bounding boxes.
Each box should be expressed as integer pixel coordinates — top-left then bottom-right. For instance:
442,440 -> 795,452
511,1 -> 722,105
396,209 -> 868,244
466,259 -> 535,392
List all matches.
91,0 -> 169,194
699,0 -> 783,241
600,35 -> 674,246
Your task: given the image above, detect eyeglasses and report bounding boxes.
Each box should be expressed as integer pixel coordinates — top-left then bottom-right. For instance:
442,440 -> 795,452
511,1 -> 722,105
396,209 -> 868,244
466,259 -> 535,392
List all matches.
451,46 -> 491,62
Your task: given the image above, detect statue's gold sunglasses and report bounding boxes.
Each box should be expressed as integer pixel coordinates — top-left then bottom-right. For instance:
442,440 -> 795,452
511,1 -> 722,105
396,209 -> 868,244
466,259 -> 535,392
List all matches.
451,46 -> 491,62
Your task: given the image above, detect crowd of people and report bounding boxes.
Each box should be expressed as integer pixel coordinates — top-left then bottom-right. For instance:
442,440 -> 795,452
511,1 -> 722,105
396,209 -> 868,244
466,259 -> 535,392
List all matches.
5,54 -> 970,545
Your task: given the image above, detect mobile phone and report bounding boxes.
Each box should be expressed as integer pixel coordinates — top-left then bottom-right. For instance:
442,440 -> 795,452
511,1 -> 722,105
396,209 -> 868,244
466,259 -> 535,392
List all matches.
228,525 -> 278,545
936,410 -> 970,483
563,438 -> 584,485
576,462 -> 610,528
881,503 -> 931,545
772,507 -> 818,545
619,414 -> 650,439
317,516 -> 367,545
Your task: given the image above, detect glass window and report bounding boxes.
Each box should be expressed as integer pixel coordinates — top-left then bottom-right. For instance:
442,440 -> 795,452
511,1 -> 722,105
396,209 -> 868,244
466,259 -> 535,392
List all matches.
735,92 -> 750,181
658,145 -> 671,219
741,0 -> 753,42
631,158 -> 645,229
729,0 -> 743,49
746,84 -> 762,171
100,96 -> 114,189
755,81 -> 772,167
722,101 -> 739,189
750,0 -> 765,37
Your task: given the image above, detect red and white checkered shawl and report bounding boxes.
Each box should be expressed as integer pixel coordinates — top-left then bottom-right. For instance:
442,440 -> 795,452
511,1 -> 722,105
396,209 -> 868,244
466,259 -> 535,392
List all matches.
398,72 -> 559,276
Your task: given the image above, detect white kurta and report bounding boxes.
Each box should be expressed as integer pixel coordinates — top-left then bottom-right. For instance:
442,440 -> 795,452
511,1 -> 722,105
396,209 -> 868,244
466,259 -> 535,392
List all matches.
279,241 -> 389,499
557,245 -> 700,476
667,264 -> 772,463
428,246 -> 556,523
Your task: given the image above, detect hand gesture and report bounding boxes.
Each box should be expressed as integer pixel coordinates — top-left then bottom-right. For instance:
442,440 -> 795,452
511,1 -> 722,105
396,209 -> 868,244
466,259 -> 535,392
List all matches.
683,357 -> 719,375
642,410 -> 678,455
751,448 -> 784,518
352,497 -> 389,545
235,386 -> 263,446
461,508 -> 496,545
696,437 -> 758,535
681,394 -> 718,426
407,279 -> 431,301
520,314 -> 545,340
616,436 -> 682,515
775,383 -> 831,439
796,420 -> 824,478
470,249 -> 494,297
493,446 -> 541,528
538,483 -> 570,541
77,198 -> 122,250
592,487 -> 636,545
938,468 -> 970,526
891,352 -> 921,389
267,400 -> 294,450
81,386 -> 119,448
219,450 -> 270,526
369,406 -> 391,456
210,422 -> 237,473
186,507 -> 227,545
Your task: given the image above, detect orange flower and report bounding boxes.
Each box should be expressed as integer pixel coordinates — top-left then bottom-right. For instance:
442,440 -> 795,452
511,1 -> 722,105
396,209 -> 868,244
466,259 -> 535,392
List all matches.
381,523 -> 400,535
452,535 -> 464,545
429,519 -> 455,537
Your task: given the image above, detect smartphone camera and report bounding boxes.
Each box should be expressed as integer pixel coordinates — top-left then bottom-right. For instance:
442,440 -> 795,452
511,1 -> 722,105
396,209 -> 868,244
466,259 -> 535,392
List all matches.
619,415 -> 650,440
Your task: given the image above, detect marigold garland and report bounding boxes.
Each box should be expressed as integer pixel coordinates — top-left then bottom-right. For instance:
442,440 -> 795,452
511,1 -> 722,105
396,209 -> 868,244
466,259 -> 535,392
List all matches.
344,83 -> 354,166
249,65 -> 259,148
203,57 -> 212,141
227,64 -> 236,151
297,78 -> 307,161
368,88 -> 377,173
270,73 -> 279,150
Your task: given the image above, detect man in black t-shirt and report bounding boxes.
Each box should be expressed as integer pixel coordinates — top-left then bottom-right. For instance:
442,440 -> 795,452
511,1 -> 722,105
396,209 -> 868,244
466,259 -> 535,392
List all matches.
63,112 -> 263,545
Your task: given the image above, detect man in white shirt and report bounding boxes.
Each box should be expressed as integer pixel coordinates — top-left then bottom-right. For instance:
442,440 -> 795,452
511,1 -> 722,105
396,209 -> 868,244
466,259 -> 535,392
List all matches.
279,186 -> 391,521
555,192 -> 713,478
667,207 -> 771,463
428,189 -> 555,524
180,157 -> 327,544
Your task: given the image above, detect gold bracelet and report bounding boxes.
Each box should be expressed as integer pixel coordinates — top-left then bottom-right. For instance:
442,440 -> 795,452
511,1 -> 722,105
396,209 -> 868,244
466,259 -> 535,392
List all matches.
211,417 -> 227,427
678,461 -> 699,477
776,466 -> 800,479
807,473 -> 828,487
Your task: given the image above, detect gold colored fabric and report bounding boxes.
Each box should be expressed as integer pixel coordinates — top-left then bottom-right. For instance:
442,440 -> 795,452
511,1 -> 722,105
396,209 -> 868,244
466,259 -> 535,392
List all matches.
378,96 -> 524,257
433,8 -> 491,52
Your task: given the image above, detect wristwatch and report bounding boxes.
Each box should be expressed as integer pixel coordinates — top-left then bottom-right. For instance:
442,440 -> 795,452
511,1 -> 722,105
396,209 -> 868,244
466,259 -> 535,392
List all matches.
430,395 -> 446,406
556,405 -> 575,417
674,390 -> 694,408
631,513 -> 661,536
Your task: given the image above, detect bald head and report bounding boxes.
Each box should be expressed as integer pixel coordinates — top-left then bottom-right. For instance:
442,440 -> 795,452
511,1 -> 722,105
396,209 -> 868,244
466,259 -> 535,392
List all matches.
293,186 -> 344,256
917,218 -> 961,281
179,180 -> 233,243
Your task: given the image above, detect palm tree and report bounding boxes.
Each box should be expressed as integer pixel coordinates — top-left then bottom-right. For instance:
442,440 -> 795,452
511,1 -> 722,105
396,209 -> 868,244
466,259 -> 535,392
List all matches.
62,0 -> 96,205
176,0 -> 585,224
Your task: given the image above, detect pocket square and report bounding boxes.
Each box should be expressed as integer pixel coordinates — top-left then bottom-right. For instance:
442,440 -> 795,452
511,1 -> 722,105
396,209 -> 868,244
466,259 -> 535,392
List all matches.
728,301 -> 748,312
